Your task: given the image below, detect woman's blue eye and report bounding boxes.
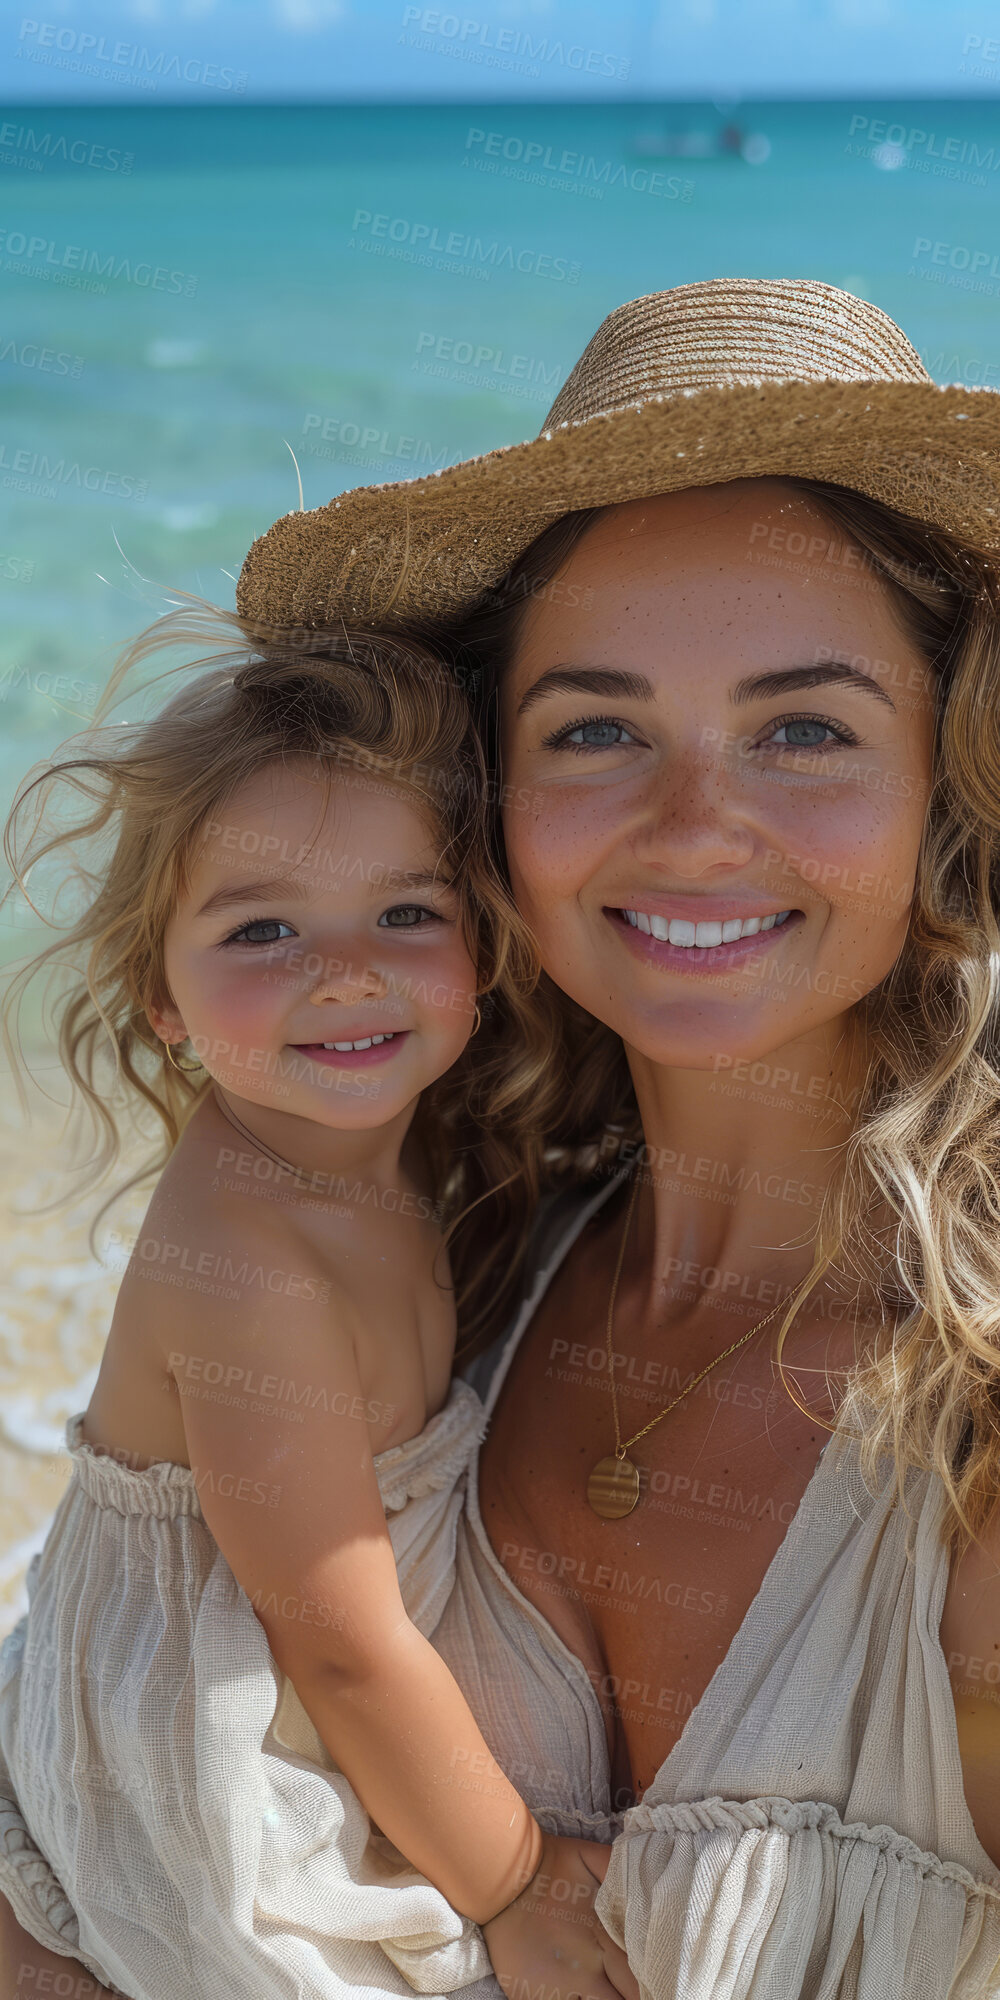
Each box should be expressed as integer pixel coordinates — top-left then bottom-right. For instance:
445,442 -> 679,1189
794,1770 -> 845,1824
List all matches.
769,718 -> 847,749
223,918 -> 296,947
547,716 -> 640,751
378,904 -> 437,928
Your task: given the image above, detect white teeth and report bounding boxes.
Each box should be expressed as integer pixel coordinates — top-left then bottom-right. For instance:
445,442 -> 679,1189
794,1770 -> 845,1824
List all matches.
621,909 -> 794,948
320,1034 -> 394,1052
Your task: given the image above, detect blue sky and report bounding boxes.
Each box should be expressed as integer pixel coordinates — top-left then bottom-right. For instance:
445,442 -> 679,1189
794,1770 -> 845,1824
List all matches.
4,0 -> 1000,100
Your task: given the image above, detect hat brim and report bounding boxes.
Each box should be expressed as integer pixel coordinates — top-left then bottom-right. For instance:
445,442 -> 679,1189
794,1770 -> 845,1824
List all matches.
236,377 -> 1000,633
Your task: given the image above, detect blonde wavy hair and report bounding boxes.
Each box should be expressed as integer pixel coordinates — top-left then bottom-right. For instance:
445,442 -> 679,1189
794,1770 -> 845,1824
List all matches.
2,603 -> 555,1351
421,480 -> 1000,1549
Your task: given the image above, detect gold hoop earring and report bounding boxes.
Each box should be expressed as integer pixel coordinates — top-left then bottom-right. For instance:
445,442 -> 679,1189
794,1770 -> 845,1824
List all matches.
471,1004 -> 482,1036
164,1039 -> 202,1074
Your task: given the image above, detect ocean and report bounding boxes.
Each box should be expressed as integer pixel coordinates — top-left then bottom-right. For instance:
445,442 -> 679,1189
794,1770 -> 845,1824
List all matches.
0,95 -> 998,1628
2,99 -> 1000,804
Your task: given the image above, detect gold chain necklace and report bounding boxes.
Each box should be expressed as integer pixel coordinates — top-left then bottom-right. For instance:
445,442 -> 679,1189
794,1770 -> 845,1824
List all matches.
211,1087 -> 335,1193
586,1173 -> 787,1519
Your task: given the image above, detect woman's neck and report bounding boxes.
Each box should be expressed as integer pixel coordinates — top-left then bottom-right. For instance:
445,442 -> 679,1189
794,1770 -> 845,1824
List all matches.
622,1017 -> 869,1318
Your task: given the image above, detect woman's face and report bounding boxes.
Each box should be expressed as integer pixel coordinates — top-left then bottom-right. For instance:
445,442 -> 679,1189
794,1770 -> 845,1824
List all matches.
500,480 -> 937,1069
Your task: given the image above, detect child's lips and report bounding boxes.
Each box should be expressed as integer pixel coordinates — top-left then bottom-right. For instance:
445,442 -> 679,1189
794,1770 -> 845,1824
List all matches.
291,1032 -> 410,1069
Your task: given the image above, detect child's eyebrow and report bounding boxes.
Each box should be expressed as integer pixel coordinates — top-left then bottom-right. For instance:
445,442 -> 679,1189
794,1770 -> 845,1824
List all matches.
372,869 -> 447,893
196,875 -> 309,917
196,869 -> 447,918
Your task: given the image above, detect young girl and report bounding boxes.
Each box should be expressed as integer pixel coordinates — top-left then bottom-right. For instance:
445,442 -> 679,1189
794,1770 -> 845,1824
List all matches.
0,615 -> 581,2000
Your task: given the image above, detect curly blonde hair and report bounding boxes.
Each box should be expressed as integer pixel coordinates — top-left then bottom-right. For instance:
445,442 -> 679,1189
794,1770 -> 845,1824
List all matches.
422,480 -> 1000,1549
2,601 -> 555,1350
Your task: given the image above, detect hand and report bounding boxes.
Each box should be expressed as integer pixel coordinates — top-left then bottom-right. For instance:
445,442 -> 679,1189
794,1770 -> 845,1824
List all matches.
483,1832 -> 639,2000
0,1888 -> 118,1997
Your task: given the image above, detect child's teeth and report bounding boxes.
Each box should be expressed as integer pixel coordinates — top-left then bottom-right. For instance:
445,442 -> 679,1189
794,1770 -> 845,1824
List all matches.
319,1035 -> 396,1051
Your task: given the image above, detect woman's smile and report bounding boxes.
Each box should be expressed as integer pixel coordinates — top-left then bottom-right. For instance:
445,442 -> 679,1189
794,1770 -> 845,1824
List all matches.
607,902 -> 798,973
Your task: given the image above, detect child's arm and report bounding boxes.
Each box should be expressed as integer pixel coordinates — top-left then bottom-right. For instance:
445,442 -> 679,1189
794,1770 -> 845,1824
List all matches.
166,1212 -> 542,1928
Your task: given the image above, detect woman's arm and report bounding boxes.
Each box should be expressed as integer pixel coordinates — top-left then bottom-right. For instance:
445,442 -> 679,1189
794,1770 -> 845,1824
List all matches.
939,1507 -> 1000,1867
171,1233 -> 541,1926
0,1889 -> 117,1997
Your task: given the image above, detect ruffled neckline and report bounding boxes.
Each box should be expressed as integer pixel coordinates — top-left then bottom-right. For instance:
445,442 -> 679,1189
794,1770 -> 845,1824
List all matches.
64,1376 -> 487,1520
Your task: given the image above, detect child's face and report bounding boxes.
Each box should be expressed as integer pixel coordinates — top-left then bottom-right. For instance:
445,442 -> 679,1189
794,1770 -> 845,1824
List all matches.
151,760 -> 478,1131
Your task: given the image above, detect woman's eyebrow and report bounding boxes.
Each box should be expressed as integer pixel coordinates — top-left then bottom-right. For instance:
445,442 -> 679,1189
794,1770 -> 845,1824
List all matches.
733,662 -> 896,710
516,666 -> 654,716
516,660 -> 898,718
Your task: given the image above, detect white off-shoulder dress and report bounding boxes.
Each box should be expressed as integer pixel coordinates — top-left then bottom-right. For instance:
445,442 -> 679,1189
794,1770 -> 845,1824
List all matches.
0,1381 -> 496,2000
2,1173 -> 1000,1999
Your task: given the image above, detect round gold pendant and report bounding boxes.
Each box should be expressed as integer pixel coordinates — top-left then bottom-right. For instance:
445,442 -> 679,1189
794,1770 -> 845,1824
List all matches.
587,1453 -> 641,1519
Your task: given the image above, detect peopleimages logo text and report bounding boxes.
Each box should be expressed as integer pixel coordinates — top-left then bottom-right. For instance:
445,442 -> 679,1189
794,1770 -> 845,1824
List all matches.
0,229 -> 197,295
349,210 -> 580,282
399,8 -> 629,77
17,18 -> 247,89
0,121 -> 134,172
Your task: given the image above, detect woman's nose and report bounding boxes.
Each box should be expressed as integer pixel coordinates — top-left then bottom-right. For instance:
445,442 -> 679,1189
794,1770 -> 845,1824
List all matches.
637,750 -> 756,873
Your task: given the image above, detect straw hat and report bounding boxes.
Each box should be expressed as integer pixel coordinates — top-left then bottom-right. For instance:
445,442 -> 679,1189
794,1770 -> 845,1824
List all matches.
236,277 -> 1000,634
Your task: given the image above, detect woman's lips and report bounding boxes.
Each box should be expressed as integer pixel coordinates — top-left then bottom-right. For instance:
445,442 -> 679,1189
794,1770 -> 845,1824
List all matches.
605,906 -> 804,973
290,1032 -> 411,1069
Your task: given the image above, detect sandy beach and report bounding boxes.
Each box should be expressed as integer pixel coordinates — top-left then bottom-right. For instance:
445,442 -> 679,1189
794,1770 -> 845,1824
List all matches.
0,1059 -> 150,1643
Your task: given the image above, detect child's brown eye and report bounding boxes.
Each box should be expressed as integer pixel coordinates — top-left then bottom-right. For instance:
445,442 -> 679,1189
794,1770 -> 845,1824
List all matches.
223,918 -> 295,946
379,905 -> 437,929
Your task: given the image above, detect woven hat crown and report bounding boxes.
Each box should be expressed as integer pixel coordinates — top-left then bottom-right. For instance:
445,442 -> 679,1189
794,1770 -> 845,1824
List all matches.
541,278 -> 931,432
236,276 -> 1000,634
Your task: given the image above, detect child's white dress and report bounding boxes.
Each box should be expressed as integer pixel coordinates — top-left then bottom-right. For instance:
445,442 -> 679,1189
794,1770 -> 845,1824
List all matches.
0,1381 -> 495,2000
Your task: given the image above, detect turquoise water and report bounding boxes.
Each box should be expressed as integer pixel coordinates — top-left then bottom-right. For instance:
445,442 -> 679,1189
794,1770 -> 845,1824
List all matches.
2,97 -> 999,815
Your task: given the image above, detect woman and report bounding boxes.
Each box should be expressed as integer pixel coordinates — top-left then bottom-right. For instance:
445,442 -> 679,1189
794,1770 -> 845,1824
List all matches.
5,278 -> 1000,1999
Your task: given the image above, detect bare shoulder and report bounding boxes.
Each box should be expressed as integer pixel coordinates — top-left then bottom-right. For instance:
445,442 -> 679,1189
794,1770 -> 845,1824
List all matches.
939,1500 -> 1000,1870
84,1104 -> 340,1470
121,1115 -> 322,1329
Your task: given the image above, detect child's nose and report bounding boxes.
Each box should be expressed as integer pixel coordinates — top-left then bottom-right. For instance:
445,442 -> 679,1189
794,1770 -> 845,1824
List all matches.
306,960 -> 388,1004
